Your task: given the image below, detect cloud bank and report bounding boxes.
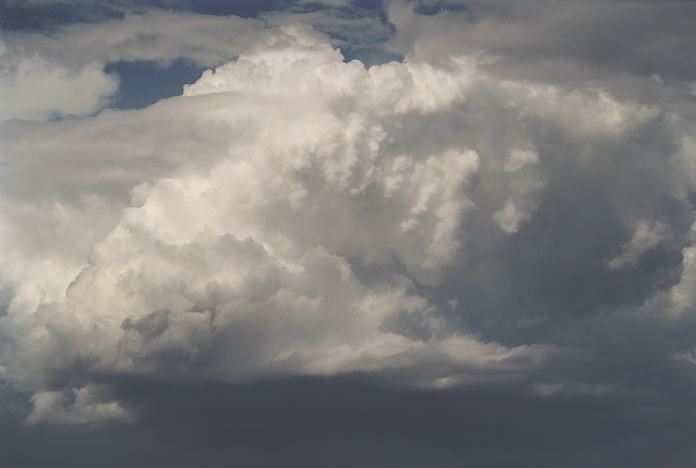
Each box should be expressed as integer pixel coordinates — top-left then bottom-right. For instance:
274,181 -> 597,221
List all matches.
1,24 -> 563,423
3,2 -> 696,466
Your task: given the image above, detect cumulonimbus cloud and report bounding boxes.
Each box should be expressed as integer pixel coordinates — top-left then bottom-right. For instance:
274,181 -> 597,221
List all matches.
1,17 -> 693,426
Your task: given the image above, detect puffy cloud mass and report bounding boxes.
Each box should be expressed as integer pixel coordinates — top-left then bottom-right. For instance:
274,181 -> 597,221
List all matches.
0,7 -> 390,122
2,6 -> 696,448
0,25 -> 564,423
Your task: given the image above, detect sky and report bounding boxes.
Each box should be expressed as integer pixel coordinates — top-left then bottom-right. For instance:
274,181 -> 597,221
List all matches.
2,0 -> 696,467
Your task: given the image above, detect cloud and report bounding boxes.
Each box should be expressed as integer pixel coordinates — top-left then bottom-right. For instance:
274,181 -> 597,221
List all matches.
0,10 -> 295,122
26,385 -> 131,425
0,49 -> 119,121
386,0 -> 696,120
606,220 -> 671,270
494,149 -> 543,233
0,25 -> 578,424
0,5 -> 394,122
2,4 -> 696,449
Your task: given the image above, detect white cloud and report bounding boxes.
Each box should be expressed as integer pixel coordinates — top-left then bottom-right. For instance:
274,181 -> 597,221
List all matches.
0,52 -> 118,122
494,149 -> 544,234
2,22 -> 673,424
26,385 -> 131,425
504,149 -> 539,172
606,220 -> 671,270
667,236 -> 696,314
0,11 -> 304,122
0,7 -> 395,123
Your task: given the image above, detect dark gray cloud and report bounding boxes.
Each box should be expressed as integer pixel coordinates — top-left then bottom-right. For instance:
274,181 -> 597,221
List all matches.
392,0 -> 696,74
389,0 -> 696,115
3,376 -> 696,468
